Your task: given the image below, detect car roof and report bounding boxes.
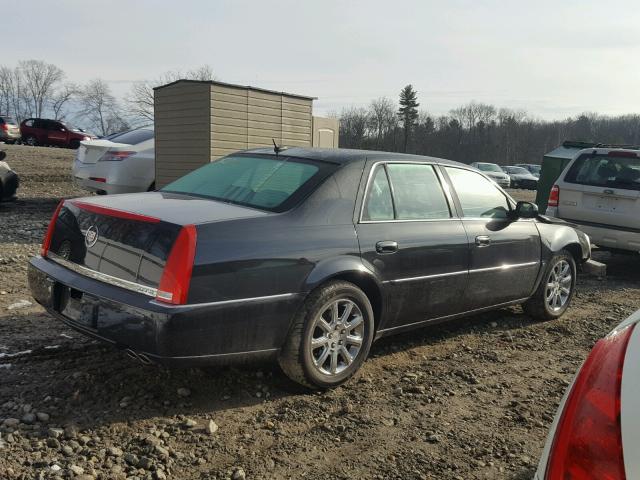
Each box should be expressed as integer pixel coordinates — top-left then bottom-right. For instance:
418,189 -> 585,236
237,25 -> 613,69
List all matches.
242,147 -> 469,167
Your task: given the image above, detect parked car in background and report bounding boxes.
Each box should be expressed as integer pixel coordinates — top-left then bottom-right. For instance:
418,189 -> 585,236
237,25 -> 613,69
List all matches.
470,162 -> 511,188
545,147 -> 640,254
29,147 -> 590,389
20,118 -> 96,149
516,163 -> 541,178
534,309 -> 640,480
0,115 -> 21,144
72,126 -> 154,195
502,166 -> 538,190
0,150 -> 19,201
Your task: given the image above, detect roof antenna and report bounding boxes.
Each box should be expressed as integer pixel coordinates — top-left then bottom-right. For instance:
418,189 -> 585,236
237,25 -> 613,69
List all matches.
272,139 -> 287,156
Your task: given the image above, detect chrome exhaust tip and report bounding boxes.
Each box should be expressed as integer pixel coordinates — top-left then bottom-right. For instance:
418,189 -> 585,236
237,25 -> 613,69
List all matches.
137,353 -> 152,365
125,349 -> 139,361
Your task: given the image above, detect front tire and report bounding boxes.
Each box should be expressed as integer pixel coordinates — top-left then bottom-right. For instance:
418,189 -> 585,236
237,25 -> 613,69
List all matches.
279,281 -> 374,389
523,250 -> 576,321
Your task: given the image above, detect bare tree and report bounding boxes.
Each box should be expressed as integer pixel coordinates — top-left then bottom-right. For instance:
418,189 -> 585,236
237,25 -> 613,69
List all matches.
19,60 -> 64,118
126,65 -> 216,122
78,79 -> 128,136
51,83 -> 79,120
368,97 -> 396,148
0,66 -> 29,121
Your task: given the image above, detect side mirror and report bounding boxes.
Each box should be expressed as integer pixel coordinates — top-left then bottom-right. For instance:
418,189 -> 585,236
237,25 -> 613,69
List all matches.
512,201 -> 539,219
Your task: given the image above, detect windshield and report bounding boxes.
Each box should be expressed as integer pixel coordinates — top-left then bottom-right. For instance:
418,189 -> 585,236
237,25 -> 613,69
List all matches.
1,117 -> 17,125
565,153 -> 640,191
161,155 -> 333,212
476,163 -> 503,173
529,165 -> 541,174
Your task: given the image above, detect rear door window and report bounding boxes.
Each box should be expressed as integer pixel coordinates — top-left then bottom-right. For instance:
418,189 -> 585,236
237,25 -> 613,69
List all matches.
386,164 -> 450,219
565,153 -> 640,191
362,166 -> 394,221
445,167 -> 511,218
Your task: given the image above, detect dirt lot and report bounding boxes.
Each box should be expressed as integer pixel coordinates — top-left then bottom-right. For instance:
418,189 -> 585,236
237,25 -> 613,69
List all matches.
1,144 -> 639,480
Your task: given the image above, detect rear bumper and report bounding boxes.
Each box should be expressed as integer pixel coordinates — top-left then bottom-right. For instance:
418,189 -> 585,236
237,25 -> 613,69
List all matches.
0,131 -> 21,141
72,160 -> 152,194
547,213 -> 640,253
28,256 -> 303,366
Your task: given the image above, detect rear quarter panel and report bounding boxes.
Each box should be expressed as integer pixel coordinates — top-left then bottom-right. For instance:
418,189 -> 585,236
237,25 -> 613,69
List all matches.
189,160 -> 367,304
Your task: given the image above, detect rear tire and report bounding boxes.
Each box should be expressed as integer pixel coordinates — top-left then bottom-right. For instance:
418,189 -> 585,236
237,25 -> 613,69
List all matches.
279,281 -> 374,389
25,136 -> 37,146
523,250 -> 576,321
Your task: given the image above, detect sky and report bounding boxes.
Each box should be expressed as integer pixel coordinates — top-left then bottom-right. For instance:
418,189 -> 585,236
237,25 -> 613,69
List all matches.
6,0 -> 640,120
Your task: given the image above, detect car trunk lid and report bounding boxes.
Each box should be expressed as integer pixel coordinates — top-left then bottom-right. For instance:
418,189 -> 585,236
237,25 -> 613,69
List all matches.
45,194 -> 270,290
76,139 -> 130,164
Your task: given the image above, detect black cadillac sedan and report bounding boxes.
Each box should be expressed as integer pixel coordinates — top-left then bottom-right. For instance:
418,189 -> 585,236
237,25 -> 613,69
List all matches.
28,147 -> 590,388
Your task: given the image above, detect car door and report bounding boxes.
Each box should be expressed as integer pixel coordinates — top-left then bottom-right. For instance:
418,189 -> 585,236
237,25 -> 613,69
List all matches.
47,121 -> 67,145
441,166 -> 541,308
356,161 -> 469,331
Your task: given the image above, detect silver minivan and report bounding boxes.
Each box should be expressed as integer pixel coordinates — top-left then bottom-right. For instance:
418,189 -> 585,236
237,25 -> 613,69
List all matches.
545,148 -> 640,253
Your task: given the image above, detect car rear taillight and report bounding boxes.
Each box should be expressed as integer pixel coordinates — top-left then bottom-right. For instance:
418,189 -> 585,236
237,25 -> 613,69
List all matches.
156,225 -> 197,305
545,324 -> 635,480
71,201 -> 161,223
0,124 -> 8,131
41,200 -> 65,256
99,150 -> 135,162
608,150 -> 638,158
548,185 -> 560,207
89,177 -> 107,183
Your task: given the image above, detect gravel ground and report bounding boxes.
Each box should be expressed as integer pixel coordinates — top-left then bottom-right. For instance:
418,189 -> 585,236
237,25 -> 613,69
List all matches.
1,144 -> 639,480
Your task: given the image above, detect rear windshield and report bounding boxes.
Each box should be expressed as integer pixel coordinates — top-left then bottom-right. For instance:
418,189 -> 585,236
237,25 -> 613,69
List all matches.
0,117 -> 17,125
565,153 -> 640,191
161,155 -> 334,212
504,166 -> 529,174
108,128 -> 154,145
476,163 -> 503,173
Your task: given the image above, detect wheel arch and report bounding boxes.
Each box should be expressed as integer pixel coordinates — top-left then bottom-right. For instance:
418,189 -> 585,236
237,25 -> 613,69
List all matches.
303,256 -> 384,332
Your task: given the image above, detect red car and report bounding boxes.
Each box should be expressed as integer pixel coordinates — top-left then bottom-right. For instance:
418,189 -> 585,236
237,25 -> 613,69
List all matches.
20,118 -> 95,149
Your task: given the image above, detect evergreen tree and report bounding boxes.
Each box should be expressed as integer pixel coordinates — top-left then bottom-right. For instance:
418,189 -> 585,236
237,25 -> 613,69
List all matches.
398,84 -> 420,152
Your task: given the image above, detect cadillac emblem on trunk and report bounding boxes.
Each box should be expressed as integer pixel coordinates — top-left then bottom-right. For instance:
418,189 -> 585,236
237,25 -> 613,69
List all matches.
85,226 -> 99,247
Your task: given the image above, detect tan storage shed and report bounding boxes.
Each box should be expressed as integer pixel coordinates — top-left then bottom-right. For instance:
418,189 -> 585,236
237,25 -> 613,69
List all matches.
154,80 -> 337,188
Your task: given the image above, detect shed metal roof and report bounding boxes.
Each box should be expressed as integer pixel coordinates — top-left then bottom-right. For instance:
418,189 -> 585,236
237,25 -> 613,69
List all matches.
154,79 -> 316,101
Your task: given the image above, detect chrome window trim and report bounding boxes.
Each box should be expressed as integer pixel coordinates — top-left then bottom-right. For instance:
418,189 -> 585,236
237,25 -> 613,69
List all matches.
385,261 -> 539,284
47,252 -> 158,297
359,160 -> 456,224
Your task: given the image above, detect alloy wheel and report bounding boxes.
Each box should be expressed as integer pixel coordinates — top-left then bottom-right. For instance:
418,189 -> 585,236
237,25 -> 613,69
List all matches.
309,298 -> 365,376
545,259 -> 572,312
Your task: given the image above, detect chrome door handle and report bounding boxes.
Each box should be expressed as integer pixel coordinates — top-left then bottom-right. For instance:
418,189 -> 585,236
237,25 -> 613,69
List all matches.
376,240 -> 398,254
475,235 -> 491,247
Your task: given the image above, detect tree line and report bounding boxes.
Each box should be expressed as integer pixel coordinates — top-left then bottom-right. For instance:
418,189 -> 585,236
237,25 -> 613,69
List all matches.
337,85 -> 640,165
0,60 -> 215,137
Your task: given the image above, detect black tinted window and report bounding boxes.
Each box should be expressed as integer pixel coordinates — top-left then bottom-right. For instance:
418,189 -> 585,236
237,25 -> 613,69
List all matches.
446,167 -> 510,218
565,153 -> 640,191
386,164 -> 450,219
162,155 -> 331,212
363,166 -> 394,221
108,128 -> 154,145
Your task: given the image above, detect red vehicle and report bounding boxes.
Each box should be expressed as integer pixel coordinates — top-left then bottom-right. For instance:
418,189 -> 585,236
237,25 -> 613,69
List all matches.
20,118 -> 95,149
